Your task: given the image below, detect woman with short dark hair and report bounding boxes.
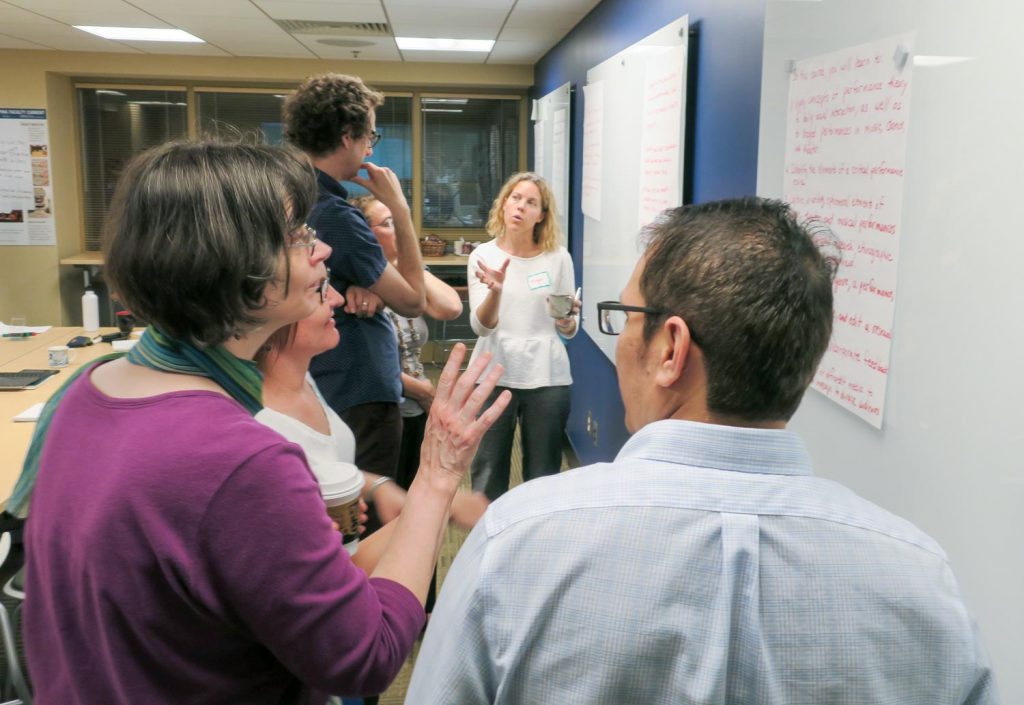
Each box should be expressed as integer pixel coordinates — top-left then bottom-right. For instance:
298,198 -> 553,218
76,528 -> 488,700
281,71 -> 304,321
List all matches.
14,140 -> 509,705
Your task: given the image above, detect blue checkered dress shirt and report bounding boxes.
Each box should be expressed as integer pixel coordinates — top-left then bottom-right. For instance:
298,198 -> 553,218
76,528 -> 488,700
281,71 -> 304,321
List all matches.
408,419 -> 997,704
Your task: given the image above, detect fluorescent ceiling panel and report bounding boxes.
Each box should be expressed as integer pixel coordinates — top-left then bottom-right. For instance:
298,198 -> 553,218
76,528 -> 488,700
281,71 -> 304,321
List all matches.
74,26 -> 205,42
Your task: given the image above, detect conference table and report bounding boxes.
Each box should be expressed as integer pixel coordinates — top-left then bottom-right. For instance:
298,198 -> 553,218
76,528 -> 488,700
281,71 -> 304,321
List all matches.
0,327 -> 119,505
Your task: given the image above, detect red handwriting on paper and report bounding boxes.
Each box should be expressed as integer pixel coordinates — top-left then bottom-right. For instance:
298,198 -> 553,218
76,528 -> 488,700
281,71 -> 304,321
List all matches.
785,40 -> 911,421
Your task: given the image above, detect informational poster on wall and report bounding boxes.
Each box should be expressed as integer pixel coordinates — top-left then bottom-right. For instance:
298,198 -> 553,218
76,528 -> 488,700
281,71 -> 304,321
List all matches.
533,121 -> 546,180
581,15 -> 688,363
551,108 -> 567,217
531,82 -> 571,244
637,44 -> 685,229
581,80 -> 604,220
0,108 -> 55,246
782,33 -> 914,428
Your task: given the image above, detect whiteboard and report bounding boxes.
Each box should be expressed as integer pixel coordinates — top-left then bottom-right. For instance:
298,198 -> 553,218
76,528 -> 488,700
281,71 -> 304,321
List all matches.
531,82 -> 571,246
581,15 -> 689,362
757,1 -> 1023,699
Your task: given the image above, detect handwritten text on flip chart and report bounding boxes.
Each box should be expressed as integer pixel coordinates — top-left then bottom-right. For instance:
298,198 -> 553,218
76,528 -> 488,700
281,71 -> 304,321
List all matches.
783,34 -> 915,428
638,44 -> 685,229
581,81 -> 604,220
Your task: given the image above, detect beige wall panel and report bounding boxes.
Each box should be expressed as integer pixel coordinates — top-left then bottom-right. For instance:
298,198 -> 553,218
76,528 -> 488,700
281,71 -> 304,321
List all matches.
0,49 -> 532,325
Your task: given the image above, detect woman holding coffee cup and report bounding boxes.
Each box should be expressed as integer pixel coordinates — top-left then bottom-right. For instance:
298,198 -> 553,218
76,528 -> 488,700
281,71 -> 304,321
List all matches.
255,281 -> 490,560
467,172 -> 579,500
14,140 -> 510,704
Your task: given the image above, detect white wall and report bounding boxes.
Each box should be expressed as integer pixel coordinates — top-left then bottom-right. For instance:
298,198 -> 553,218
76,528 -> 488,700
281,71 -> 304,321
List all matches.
757,1 -> 1023,700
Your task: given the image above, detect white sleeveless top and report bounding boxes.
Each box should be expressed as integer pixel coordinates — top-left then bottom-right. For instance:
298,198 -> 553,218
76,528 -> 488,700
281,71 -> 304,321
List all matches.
255,373 -> 357,477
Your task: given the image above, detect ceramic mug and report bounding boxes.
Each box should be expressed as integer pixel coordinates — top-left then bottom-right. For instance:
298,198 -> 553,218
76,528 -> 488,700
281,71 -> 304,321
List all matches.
547,293 -> 574,319
48,345 -> 75,368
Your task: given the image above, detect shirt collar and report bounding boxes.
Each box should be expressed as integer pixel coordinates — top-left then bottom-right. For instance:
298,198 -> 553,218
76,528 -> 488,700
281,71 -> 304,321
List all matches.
315,168 -> 348,199
616,418 -> 814,477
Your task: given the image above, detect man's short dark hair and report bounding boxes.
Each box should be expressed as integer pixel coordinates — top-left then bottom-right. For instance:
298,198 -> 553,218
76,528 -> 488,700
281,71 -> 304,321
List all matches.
103,140 -> 317,347
640,197 -> 838,422
283,73 -> 385,158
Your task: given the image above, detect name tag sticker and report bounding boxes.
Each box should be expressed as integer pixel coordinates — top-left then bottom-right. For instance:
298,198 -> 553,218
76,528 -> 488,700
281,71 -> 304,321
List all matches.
527,271 -> 552,290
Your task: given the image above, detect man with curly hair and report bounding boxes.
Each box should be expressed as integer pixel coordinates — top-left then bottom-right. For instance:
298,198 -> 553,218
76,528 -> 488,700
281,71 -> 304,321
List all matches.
284,74 -> 426,519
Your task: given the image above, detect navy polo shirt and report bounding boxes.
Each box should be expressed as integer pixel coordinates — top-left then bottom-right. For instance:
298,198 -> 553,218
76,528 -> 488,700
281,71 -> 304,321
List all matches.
307,169 -> 402,413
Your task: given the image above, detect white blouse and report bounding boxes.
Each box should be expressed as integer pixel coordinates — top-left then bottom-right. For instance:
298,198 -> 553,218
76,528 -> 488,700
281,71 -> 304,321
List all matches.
467,239 -> 577,389
255,373 -> 357,477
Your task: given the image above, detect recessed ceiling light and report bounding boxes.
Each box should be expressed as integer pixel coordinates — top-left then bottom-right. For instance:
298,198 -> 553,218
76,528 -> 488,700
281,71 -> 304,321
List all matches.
913,55 -> 973,68
422,98 -> 469,105
396,37 -> 493,52
74,26 -> 204,43
421,108 -> 464,113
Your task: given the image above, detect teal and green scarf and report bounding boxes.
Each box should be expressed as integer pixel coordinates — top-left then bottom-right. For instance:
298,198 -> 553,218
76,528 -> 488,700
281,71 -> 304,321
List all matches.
7,327 -> 263,518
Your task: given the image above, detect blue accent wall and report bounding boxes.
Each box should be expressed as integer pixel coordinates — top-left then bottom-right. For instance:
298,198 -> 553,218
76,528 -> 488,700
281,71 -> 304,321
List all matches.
535,0 -> 767,465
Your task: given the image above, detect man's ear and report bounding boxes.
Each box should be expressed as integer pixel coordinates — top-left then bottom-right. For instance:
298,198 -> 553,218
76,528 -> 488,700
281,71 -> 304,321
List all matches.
653,316 -> 693,388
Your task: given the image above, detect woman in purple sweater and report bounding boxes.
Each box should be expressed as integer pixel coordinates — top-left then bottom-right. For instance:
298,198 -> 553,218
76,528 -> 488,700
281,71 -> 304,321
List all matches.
16,141 -> 509,705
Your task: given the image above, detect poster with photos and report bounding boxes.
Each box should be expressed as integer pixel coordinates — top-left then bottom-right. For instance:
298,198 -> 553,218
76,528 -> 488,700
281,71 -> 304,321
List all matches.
0,108 -> 55,246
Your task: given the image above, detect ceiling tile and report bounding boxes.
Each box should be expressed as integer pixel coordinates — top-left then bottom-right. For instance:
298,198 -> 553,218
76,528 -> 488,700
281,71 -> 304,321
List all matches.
158,15 -> 282,35
512,0 -> 599,12
3,0 -> 171,27
384,0 -> 513,8
118,40 -> 231,56
167,17 -> 313,57
503,10 -> 587,31
256,1 -> 385,23
0,34 -> 54,50
0,4 -> 62,23
498,25 -> 573,44
399,49 -> 487,64
7,23 -> 144,52
387,7 -> 506,38
487,39 -> 555,64
0,0 -> 582,63
132,0 -> 268,20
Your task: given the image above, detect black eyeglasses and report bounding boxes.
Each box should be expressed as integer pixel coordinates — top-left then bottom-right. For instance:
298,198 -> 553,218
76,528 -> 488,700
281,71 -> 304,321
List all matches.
316,268 -> 331,304
368,129 -> 382,148
288,224 -> 318,258
596,300 -> 702,345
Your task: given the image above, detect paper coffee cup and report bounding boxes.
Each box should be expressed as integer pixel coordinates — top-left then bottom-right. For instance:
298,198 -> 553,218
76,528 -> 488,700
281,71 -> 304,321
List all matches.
317,461 -> 364,555
548,293 -> 573,318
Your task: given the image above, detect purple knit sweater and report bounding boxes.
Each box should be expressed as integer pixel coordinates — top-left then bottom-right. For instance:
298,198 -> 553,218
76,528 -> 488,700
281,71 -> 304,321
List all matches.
25,369 -> 424,704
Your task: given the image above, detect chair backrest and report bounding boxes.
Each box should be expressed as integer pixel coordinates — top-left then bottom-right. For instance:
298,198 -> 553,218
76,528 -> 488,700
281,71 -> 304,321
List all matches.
0,602 -> 29,705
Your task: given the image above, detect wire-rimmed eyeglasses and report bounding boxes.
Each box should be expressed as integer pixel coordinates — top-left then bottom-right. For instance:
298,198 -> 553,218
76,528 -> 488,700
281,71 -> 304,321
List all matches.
315,268 -> 331,304
288,224 -> 318,258
368,129 -> 383,148
596,300 -> 702,346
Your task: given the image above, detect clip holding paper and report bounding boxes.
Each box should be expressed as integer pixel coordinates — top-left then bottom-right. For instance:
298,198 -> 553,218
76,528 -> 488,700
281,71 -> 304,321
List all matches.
893,45 -> 910,71
530,99 -> 539,122
785,59 -> 796,75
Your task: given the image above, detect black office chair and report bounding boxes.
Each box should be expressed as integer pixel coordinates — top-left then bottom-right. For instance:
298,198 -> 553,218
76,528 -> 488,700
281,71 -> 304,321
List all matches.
0,513 -> 29,705
0,601 -> 28,705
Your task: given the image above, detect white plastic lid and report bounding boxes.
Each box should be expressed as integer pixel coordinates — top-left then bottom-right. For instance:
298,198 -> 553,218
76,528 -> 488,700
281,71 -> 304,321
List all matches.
316,461 -> 364,501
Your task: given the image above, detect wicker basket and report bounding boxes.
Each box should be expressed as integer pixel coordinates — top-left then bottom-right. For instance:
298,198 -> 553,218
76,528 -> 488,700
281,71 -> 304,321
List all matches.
420,236 -> 446,257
